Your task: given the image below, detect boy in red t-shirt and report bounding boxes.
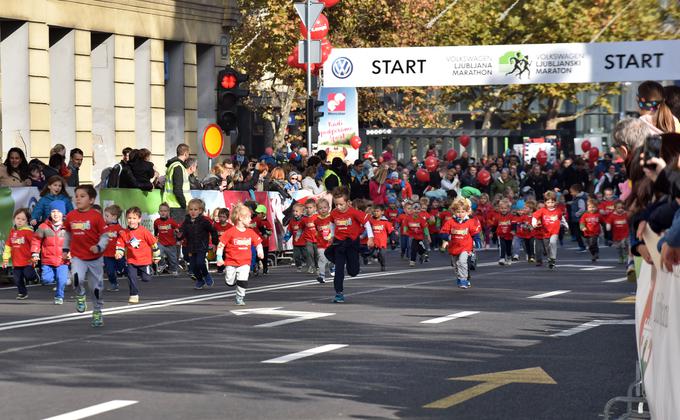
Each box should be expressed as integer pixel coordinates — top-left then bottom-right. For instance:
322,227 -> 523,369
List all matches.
63,185 -> 109,327
314,198 -> 333,283
212,208 -> 231,274
428,198 -> 443,250
514,200 -> 536,263
370,205 -> 394,271
385,199 -> 400,249
216,204 -> 263,306
532,191 -> 567,269
2,208 -> 37,300
324,188 -> 373,303
598,188 -> 616,245
405,203 -> 430,267
285,203 -> 308,272
116,207 -> 160,304
441,197 -> 481,289
495,199 -> 515,266
396,205 -> 411,259
254,205 -> 272,275
606,201 -> 629,264
302,199 -> 319,275
103,204 -> 126,291
580,199 -> 603,262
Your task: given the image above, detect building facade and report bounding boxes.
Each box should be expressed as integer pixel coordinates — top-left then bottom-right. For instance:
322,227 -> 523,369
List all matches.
0,0 -> 238,183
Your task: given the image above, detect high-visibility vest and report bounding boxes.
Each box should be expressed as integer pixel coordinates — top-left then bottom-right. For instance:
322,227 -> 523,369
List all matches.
322,169 -> 341,188
164,161 -> 191,208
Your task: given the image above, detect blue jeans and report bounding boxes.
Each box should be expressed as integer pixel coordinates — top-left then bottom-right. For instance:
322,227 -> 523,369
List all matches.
400,234 -> 411,257
42,264 -> 69,299
104,256 -> 127,287
189,250 -> 211,284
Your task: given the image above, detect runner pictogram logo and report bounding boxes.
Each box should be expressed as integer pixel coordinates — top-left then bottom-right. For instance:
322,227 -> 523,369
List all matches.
499,51 -> 531,80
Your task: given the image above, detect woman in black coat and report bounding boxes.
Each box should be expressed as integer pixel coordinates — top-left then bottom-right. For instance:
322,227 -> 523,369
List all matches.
128,148 -> 156,191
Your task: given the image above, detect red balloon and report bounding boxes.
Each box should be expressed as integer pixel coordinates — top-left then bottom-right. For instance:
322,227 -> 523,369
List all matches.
477,169 -> 491,186
321,38 -> 333,63
581,140 -> 592,153
459,135 -> 471,148
589,147 -> 600,161
289,152 -> 298,160
350,135 -> 362,150
425,156 -> 438,171
299,13 -> 329,41
536,150 -> 548,165
445,149 -> 458,162
320,0 -> 341,6
416,169 -> 430,183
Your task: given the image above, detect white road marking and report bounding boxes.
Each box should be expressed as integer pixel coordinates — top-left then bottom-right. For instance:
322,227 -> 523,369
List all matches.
421,311 -> 480,324
42,400 -> 138,420
528,290 -> 571,299
261,344 -> 348,364
556,264 -> 614,271
603,277 -> 628,283
550,319 -> 635,337
231,307 -> 334,327
580,266 -> 614,271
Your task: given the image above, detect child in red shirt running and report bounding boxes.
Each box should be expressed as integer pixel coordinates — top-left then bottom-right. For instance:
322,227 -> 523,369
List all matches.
63,185 -> 109,327
324,187 -> 373,303
212,208 -> 231,274
370,205 -> 394,271
441,197 -> 481,289
3,208 -> 37,300
428,198 -> 443,250
314,198 -> 333,284
405,203 -> 430,267
606,201 -> 630,264
532,191 -> 567,269
154,202 -> 181,276
580,198 -> 603,262
495,199 -> 515,266
302,199 -> 319,275
385,198 -> 400,249
514,200 -> 536,263
598,188 -> 616,245
216,203 -> 264,306
32,201 -> 69,304
285,203 -> 308,272
254,205 -> 272,275
103,204 -> 125,291
116,207 -> 160,304
475,194 -> 493,248
396,205 -> 411,259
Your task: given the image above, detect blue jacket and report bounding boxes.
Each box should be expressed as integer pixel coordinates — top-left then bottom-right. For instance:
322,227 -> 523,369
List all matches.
658,207 -> 680,251
31,194 -> 74,224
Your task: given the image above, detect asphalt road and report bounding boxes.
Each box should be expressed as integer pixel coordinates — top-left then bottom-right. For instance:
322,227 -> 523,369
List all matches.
0,245 -> 637,420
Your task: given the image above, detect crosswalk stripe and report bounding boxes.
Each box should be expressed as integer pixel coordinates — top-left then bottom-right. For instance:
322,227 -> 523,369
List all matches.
528,290 -> 571,299
261,344 -> 348,364
42,400 -> 138,420
421,311 -> 480,324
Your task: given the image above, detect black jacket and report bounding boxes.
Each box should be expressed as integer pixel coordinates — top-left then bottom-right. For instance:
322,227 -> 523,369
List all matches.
129,159 -> 155,191
179,215 -> 218,253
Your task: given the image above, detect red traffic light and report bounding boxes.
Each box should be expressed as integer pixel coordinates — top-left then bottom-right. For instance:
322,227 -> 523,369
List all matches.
221,73 -> 237,89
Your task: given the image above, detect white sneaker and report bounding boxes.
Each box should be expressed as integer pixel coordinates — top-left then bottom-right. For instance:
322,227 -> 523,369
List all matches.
128,295 -> 139,304
498,258 -> 505,266
505,258 -> 512,266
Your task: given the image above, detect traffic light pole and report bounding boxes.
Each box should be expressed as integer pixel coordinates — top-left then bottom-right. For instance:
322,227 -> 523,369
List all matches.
305,0 -> 313,154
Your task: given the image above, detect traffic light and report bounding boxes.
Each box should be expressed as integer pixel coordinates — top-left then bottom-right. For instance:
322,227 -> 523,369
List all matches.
216,67 -> 249,133
306,97 -> 324,127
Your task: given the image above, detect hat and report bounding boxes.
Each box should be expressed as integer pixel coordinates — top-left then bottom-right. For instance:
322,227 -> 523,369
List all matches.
255,204 -> 267,215
289,171 -> 300,179
389,171 -> 399,180
49,200 -> 66,214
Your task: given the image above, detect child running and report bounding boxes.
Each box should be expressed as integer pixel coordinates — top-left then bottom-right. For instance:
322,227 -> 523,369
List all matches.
103,205 -> 126,291
286,203 -> 308,272
325,187 -> 373,303
404,203 -> 430,267
441,197 -> 481,289
116,207 -> 161,304
63,185 -> 109,327
314,198 -> 333,284
154,202 -> 180,276
370,205 -> 394,271
514,200 -> 536,263
216,203 -> 264,305
3,208 -> 38,300
496,199 -> 515,266
212,208 -> 231,274
532,191 -> 566,269
606,201 -> 630,264
179,198 -> 219,290
580,198 -> 603,262
254,205 -> 272,275
302,199 -> 319,274
31,201 -> 69,304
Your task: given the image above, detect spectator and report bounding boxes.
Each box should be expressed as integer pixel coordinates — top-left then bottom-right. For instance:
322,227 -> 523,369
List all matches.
186,158 -> 202,190
284,171 -> 301,195
637,80 -> 679,134
369,167 -> 389,205
225,163 -> 260,191
452,151 -> 470,172
264,167 -> 291,199
491,168 -> 519,197
460,166 -> 479,189
523,165 -> 550,199
232,144 -> 247,167
406,155 -> 419,172
349,160 -> 370,200
66,148 -> 83,187
664,85 -> 680,120
129,148 -> 156,191
43,153 -> 65,181
201,163 -> 223,190
50,144 -> 72,179
441,168 -> 460,194
382,144 -> 394,162
27,159 -> 46,189
323,158 -> 345,191
105,147 -> 137,189
164,143 -> 192,221
595,164 -> 624,196
0,148 -> 31,187
302,166 -> 323,195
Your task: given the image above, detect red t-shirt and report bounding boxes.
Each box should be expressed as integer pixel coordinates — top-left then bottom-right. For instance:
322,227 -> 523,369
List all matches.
6,228 -> 34,266
219,227 -> 262,267
485,209 -> 499,229
213,221 -> 232,238
314,215 -> 333,249
404,215 -> 428,240
116,226 -> 157,266
608,212 -> 629,242
557,203 -> 569,223
256,217 -> 272,245
287,217 -> 306,246
302,215 -> 318,243
580,212 -> 602,237
329,207 -> 368,241
442,217 -> 481,256
64,209 -> 107,260
385,208 -> 399,224
598,200 -> 616,218
533,207 -> 562,236
495,213 -> 515,240
396,213 -> 410,235
475,203 -> 493,227
370,218 -> 394,249
514,214 -> 534,239
154,218 -> 179,247
103,223 -> 124,257
427,209 -> 441,234
439,210 -> 453,227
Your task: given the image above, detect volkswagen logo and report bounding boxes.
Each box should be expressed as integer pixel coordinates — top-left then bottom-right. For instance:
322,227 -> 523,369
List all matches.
331,57 -> 353,79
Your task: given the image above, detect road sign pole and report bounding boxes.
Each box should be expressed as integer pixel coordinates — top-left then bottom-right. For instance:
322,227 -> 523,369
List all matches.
306,0 -> 313,154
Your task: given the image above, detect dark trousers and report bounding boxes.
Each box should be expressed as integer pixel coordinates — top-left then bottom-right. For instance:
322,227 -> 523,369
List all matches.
104,256 -> 127,287
293,245 -> 307,268
13,265 -> 37,295
400,234 -> 411,257
570,222 -> 585,248
585,236 -> 599,257
375,248 -> 386,267
189,250 -> 210,282
522,238 -> 535,258
410,238 -> 426,262
127,264 -> 152,295
262,247 -> 269,273
499,238 -> 513,259
325,238 -> 360,294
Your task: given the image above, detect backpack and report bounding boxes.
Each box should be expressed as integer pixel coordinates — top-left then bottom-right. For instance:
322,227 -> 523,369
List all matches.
105,163 -> 124,188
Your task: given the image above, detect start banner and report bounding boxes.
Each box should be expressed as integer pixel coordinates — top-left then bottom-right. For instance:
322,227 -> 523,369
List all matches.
322,40 -> 680,88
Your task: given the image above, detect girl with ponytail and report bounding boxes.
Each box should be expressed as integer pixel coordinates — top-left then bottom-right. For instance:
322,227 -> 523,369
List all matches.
637,80 -> 680,134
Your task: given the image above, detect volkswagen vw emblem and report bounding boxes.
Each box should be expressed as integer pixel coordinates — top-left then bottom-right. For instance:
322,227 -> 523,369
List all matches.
331,57 -> 353,79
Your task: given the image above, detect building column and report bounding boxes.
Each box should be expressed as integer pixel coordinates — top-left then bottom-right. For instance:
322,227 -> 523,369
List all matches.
197,44 -> 216,175
74,30 -> 93,183
28,22 -> 50,161
91,34 -> 115,184
164,42 -> 184,160
114,34 -> 135,160
183,43 -> 198,158
49,29 -> 76,153
149,39 -> 165,171
135,38 -> 151,151
0,22 -> 30,157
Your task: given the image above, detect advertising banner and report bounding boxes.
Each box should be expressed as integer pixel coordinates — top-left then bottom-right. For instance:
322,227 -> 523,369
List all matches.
317,87 -> 359,162
323,40 -> 680,88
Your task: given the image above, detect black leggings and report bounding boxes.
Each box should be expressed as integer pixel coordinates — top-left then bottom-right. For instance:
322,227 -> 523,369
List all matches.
325,238 -> 360,294
410,238 -> 425,262
499,238 -> 513,259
